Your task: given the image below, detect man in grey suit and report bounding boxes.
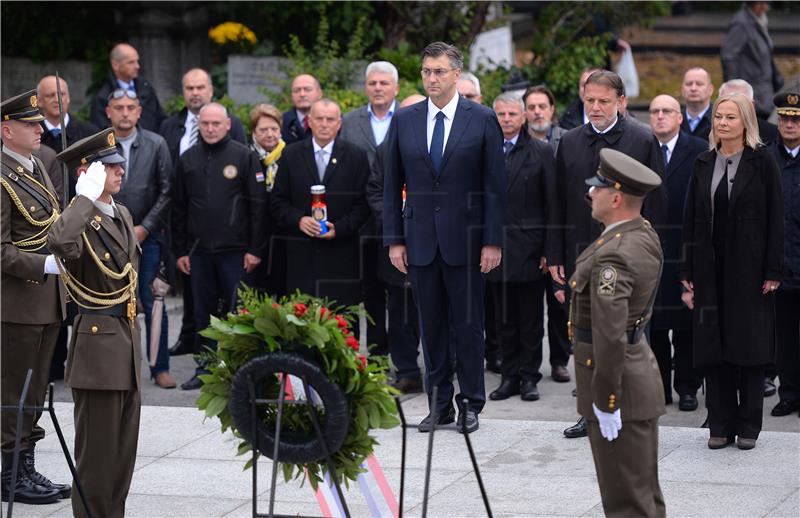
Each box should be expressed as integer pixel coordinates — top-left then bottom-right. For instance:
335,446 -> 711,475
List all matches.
340,62 -> 401,359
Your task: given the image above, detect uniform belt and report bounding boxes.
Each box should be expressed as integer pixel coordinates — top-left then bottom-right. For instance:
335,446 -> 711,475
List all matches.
572,326 -> 644,345
78,304 -> 127,318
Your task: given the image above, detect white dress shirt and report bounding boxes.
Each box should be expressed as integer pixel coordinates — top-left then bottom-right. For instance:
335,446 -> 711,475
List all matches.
368,100 -> 396,146
660,132 -> 679,164
179,112 -> 199,156
426,93 -> 460,154
43,114 -> 71,132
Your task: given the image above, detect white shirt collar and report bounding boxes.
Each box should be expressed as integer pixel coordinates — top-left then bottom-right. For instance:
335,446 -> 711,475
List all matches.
785,144 -> 800,158
504,133 -> 520,147
660,132 -> 679,154
116,78 -> 134,91
591,116 -> 618,135
312,138 -> 335,155
2,147 -> 34,171
43,114 -> 71,131
427,92 -> 459,122
94,198 -> 118,218
296,109 -> 306,126
368,100 -> 396,121
601,218 -> 634,236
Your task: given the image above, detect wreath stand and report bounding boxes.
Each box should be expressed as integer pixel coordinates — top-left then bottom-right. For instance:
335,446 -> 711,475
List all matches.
0,369 -> 91,518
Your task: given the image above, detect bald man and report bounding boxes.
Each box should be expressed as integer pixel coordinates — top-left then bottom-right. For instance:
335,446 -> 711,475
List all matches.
648,94 -> 707,411
37,76 -> 99,155
282,74 -> 323,144
90,42 -> 165,132
680,67 -> 714,141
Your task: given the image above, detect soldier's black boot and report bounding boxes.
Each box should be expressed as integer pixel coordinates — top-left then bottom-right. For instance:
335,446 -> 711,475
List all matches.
1,452 -> 60,504
21,449 -> 71,499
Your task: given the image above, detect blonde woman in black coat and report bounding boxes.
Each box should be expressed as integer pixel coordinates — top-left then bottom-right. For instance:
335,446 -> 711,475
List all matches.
680,93 -> 784,450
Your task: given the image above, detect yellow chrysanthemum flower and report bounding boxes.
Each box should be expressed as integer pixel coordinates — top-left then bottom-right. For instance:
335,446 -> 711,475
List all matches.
208,22 -> 257,46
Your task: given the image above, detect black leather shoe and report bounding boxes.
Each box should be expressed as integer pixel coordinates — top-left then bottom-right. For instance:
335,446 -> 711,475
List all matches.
520,380 -> 540,401
763,378 -> 777,397
771,399 -> 800,417
21,450 -> 70,499
665,394 -> 673,405
169,338 -> 194,356
418,406 -> 456,432
485,357 -> 502,374
551,365 -> 570,383
1,454 -> 60,505
563,417 -> 588,438
678,393 -> 698,411
489,379 -> 520,400
456,410 -> 479,434
181,375 -> 203,390
391,376 -> 423,394
571,388 -> 577,397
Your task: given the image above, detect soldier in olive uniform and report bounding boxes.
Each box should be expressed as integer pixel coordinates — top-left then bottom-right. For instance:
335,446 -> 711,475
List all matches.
1,89 -> 70,504
47,128 -> 141,518
569,148 -> 666,517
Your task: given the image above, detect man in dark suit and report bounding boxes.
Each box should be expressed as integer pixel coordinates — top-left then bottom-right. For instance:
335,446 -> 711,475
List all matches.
271,99 -> 371,307
680,67 -> 714,142
383,42 -> 506,433
281,74 -> 323,145
90,43 -> 165,132
37,76 -> 99,155
159,68 -> 248,357
340,61 -> 401,358
486,92 -> 553,402
546,70 -> 666,439
649,94 -> 706,411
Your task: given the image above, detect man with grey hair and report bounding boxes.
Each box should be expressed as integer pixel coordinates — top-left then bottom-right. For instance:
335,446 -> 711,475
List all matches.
171,102 -> 267,390
457,72 -> 483,104
90,43 -> 165,131
384,41 -> 506,433
486,91 -> 554,402
340,61 -> 401,359
719,79 -> 778,145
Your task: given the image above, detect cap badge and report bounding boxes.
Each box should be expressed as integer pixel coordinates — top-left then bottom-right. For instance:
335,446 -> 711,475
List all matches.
29,95 -> 38,108
788,94 -> 799,106
598,266 -> 617,296
107,133 -> 116,146
223,165 -> 238,180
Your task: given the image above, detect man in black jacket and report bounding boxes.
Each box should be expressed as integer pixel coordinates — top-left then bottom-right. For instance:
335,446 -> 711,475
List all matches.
107,89 -> 175,389
547,70 -> 666,438
90,43 -> 165,132
679,67 -> 714,142
486,92 -> 554,402
281,74 -> 322,145
37,76 -> 99,155
159,68 -> 248,357
171,103 -> 266,390
271,99 -> 370,308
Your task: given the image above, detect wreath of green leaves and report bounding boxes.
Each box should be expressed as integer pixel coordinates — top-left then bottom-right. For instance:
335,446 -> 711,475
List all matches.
197,288 -> 400,489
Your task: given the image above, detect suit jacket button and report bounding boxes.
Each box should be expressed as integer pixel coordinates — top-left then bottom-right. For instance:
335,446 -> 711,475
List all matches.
91,326 -> 99,333
434,207 -> 440,212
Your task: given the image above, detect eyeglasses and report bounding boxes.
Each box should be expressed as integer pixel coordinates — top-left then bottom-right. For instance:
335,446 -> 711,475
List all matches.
108,89 -> 138,101
421,68 -> 453,78
648,108 -> 678,116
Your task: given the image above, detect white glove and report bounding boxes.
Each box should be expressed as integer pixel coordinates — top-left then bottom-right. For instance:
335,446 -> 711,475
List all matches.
593,403 -> 622,442
75,161 -> 106,202
43,254 -> 61,275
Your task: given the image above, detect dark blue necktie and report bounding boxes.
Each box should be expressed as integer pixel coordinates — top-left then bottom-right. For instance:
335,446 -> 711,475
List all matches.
503,141 -> 514,156
50,128 -> 61,139
661,144 -> 669,169
430,111 -> 445,173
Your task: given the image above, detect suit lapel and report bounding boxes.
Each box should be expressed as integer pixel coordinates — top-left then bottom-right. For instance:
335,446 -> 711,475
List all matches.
302,139 -> 320,185
322,140 -> 344,186
696,152 -> 714,216
412,104 -> 437,176
358,110 -> 377,151
2,154 -> 54,203
666,134 -> 689,181
96,208 -> 128,252
439,98 -> 472,175
505,136 -> 527,192
728,148 -> 756,213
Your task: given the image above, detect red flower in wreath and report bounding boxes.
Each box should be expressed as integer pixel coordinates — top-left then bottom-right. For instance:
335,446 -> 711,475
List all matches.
239,308 -> 250,315
271,303 -> 281,309
294,303 -> 308,317
335,315 -> 349,330
320,307 -> 330,320
346,335 -> 359,350
357,354 -> 367,371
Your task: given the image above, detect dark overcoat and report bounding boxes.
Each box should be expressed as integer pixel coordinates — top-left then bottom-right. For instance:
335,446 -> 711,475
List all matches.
680,146 -> 784,367
652,132 -> 707,331
270,138 -> 370,306
487,131 -> 552,283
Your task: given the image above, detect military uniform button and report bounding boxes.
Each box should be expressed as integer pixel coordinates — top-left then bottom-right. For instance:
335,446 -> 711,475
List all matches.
30,206 -> 36,212
104,252 -> 111,260
91,326 -> 98,333
570,280 -> 577,288
615,233 -> 621,238
586,359 -> 592,367
597,238 -> 604,245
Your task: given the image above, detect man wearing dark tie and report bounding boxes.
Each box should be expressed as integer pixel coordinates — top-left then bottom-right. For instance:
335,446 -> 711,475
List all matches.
383,42 -> 506,433
649,94 -> 706,411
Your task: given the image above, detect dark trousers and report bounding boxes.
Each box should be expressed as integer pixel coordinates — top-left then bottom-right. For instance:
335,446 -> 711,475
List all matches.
545,280 -> 571,367
387,284 -> 420,380
71,388 -> 140,518
588,418 -> 665,518
650,327 -> 702,399
1,322 -> 59,453
177,270 -> 195,342
487,279 -> 545,383
138,235 -> 169,376
484,289 -> 501,362
363,240 -> 388,356
776,289 -> 800,401
190,251 -> 249,374
705,363 -> 764,439
408,251 -> 486,413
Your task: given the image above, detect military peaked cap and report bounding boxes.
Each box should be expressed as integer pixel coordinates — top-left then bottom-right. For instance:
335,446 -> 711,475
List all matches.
585,148 -> 661,196
1,89 -> 45,122
56,128 -> 125,170
774,92 -> 800,117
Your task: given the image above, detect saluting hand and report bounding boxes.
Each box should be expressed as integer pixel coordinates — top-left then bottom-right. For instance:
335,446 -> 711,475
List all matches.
75,161 -> 106,202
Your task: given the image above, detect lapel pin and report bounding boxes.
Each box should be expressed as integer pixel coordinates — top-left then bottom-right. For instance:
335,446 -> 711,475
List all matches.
331,158 -> 337,165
